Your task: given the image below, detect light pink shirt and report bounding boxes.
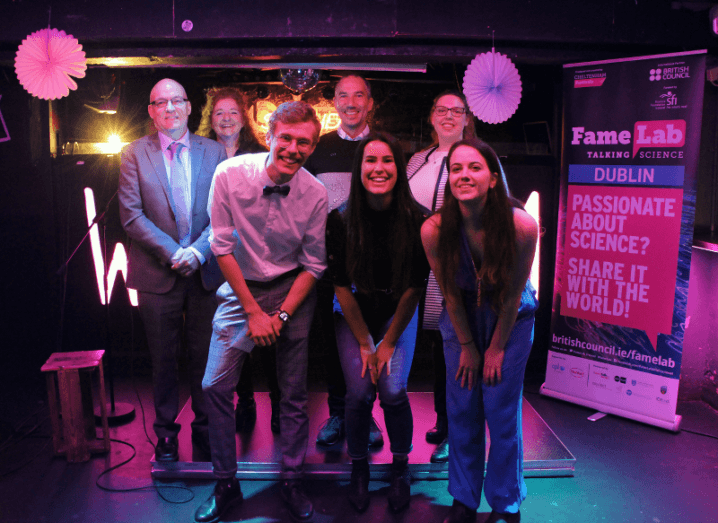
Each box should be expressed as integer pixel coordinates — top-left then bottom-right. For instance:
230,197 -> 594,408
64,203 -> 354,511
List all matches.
158,131 -> 204,263
209,152 -> 328,282
337,124 -> 371,141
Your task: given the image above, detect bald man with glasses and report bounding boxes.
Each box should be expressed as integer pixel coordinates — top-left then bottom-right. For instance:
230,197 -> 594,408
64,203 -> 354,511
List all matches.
119,78 -> 227,463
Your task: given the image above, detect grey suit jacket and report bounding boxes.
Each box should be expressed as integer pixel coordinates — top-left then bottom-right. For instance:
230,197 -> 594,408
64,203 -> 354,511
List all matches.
118,132 -> 227,293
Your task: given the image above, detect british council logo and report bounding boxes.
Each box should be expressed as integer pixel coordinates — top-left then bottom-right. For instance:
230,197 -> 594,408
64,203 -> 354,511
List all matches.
650,68 -> 662,81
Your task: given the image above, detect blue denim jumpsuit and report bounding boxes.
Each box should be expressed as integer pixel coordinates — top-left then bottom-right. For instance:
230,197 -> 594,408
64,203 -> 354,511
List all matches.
439,224 -> 538,514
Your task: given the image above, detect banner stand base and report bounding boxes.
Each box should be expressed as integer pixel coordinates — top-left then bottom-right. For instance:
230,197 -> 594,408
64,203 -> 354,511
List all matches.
540,383 -> 682,432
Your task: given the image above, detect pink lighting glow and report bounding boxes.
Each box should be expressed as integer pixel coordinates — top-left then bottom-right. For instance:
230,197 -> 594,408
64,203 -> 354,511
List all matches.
79,186 -> 539,308
526,191 -> 540,293
84,187 -> 138,306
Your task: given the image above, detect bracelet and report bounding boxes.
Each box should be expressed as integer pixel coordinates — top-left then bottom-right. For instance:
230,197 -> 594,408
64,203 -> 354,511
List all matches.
459,339 -> 474,346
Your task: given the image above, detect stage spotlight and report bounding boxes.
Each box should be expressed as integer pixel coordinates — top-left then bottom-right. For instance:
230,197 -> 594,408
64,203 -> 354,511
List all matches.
107,134 -> 122,148
97,134 -> 124,154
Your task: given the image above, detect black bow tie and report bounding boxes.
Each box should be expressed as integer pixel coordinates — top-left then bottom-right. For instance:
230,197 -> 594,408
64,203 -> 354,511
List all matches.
263,185 -> 290,196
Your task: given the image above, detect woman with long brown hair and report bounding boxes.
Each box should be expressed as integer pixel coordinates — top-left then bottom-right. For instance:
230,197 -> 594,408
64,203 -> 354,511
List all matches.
421,138 -> 538,523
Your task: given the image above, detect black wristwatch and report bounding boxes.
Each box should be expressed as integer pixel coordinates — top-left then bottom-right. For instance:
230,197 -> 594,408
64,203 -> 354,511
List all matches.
278,310 -> 291,324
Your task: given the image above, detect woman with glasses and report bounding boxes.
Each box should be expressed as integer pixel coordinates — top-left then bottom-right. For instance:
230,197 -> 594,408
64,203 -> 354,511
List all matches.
421,138 -> 538,523
327,133 -> 430,514
407,90 -> 477,464
197,87 -> 279,435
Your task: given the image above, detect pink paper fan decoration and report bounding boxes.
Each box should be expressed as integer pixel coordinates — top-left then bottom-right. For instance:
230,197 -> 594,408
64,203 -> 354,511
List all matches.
463,50 -> 522,124
15,28 -> 87,101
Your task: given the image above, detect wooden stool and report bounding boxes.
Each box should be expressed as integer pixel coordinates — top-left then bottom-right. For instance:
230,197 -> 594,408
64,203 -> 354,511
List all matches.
41,350 -> 111,462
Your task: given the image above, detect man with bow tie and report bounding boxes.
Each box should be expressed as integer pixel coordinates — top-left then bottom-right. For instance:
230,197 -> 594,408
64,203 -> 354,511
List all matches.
195,101 -> 328,523
119,78 -> 227,463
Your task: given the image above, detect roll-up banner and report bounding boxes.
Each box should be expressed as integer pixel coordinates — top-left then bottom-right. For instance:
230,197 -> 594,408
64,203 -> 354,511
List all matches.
541,51 -> 706,431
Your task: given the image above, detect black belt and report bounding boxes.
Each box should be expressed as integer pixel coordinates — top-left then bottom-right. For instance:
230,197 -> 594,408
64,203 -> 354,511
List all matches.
245,267 -> 302,289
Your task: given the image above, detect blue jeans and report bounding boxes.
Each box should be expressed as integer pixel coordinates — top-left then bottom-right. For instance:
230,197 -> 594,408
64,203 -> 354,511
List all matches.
335,303 -> 417,460
440,284 -> 537,513
202,278 -> 315,480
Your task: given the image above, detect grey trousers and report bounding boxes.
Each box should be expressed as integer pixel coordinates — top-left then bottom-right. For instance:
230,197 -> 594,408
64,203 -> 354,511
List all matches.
202,277 -> 316,479
138,273 -> 216,440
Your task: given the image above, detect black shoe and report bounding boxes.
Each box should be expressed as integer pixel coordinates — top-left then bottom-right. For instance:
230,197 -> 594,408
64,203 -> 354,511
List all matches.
280,480 -> 314,521
271,401 -> 280,434
194,478 -> 243,523
485,510 -> 521,523
191,431 -> 211,459
235,396 -> 257,433
368,417 -> 384,448
154,436 -> 179,462
442,499 -> 476,523
430,436 -> 449,464
426,414 -> 448,444
387,465 -> 411,512
348,462 -> 370,512
316,415 -> 344,446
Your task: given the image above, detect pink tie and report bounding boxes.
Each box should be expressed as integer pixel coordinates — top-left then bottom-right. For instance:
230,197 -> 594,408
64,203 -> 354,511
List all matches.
169,142 -> 190,247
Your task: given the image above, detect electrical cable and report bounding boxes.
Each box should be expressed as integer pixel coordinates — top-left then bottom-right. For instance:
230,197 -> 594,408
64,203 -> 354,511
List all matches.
681,428 -> 718,439
0,439 -> 52,478
0,404 -> 52,478
129,301 -> 157,449
92,304 -> 196,504
94,438 -> 195,503
0,403 -> 48,453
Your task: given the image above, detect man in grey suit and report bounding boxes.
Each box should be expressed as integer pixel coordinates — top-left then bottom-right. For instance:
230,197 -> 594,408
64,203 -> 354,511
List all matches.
119,78 -> 227,462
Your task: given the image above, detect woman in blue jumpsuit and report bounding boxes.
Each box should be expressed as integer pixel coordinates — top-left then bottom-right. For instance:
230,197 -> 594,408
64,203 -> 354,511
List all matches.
421,138 -> 538,523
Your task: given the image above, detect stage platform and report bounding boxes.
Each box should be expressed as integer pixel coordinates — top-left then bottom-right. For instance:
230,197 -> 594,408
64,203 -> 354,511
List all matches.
151,392 -> 575,480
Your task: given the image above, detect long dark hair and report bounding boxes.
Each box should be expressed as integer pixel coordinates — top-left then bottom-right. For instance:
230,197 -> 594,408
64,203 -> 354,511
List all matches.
437,138 -> 514,313
197,87 -> 266,153
345,132 -> 424,295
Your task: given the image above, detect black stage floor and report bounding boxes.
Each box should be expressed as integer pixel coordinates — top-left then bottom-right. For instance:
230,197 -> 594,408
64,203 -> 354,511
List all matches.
152,392 -> 576,480
2,372 -> 717,523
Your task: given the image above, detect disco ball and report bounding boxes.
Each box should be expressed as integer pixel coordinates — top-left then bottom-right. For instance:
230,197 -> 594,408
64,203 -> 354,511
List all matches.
280,69 -> 320,94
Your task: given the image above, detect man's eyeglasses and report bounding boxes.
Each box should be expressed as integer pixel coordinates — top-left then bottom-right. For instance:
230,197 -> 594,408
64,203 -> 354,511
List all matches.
434,106 -> 466,117
275,134 -> 314,152
150,98 -> 189,109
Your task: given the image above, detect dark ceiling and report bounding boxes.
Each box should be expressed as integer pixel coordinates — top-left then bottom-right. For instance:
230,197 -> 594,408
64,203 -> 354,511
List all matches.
4,0 -> 717,162
2,0 -> 717,68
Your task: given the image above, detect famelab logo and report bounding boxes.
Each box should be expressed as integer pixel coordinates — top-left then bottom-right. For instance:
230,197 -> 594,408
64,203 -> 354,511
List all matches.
571,120 -> 686,159
632,120 -> 685,157
649,66 -> 690,82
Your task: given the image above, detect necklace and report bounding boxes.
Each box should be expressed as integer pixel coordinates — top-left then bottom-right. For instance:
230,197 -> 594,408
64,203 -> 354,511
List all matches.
465,239 -> 483,306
